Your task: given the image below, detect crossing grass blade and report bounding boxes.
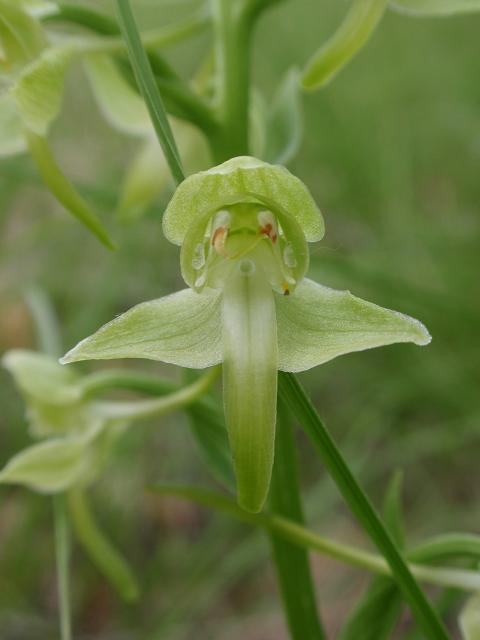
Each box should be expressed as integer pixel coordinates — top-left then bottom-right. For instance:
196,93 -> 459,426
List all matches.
115,0 -> 185,186
278,372 -> 449,640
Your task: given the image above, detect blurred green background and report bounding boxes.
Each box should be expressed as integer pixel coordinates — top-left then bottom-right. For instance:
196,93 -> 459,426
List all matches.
1,1 -> 479,637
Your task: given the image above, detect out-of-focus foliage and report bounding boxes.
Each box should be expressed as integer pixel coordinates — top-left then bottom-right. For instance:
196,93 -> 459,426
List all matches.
1,1 -> 479,638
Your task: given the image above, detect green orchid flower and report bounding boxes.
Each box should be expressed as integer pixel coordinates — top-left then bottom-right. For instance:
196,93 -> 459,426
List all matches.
2,349 -> 215,493
0,2 -> 210,242
61,156 -> 431,513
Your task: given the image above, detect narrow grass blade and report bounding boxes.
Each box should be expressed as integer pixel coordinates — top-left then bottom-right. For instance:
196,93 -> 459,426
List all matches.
68,489 -> 140,602
339,577 -> 402,640
278,371 -> 449,640
116,0 -> 185,186
269,405 -> 326,639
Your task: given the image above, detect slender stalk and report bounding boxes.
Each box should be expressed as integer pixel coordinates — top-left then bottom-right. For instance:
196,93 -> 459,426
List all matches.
150,485 -> 480,593
211,0 -> 251,159
92,366 -> 220,422
269,406 -> 326,639
53,495 -> 72,640
28,293 -> 74,638
45,7 -> 209,55
43,4 -> 119,35
278,372 -> 449,640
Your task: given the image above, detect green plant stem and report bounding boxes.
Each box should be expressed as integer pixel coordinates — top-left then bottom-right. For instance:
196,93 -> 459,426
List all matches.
68,489 -> 140,602
211,0 -> 251,159
150,485 -> 480,594
278,372 -> 449,640
80,369 -> 180,397
53,495 -> 72,640
269,406 -> 326,639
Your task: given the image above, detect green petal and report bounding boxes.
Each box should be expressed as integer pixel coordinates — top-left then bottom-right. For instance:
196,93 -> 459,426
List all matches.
0,427 -> 101,493
460,592 -> 480,640
276,278 -> 431,372
61,288 -> 222,368
222,263 -> 278,513
3,349 -> 81,404
84,54 -> 151,136
0,0 -> 46,71
301,0 -> 387,91
163,156 -> 324,245
11,45 -> 73,135
0,94 -> 27,156
390,0 -> 480,15
2,349 -> 94,438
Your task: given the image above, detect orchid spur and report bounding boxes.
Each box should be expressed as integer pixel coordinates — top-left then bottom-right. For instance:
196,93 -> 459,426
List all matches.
61,156 -> 431,513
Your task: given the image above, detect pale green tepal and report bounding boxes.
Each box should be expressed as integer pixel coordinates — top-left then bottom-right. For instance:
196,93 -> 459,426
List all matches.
61,156 -> 431,513
2,349 -> 209,494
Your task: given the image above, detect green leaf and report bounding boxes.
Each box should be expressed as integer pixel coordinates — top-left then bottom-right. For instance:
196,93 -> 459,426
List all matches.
302,0 -> 387,91
84,54 -> 151,136
25,131 -> 117,250
115,0 -> 185,185
0,429 -> 100,493
0,0 -> 46,71
409,534 -> 480,564
61,287 -> 222,368
460,593 -> 480,640
222,265 -> 277,513
0,94 -> 27,155
163,155 -> 324,245
264,68 -> 303,166
339,577 -> 402,640
269,406 -> 326,639
383,470 -> 405,548
390,0 -> 480,15
339,472 -> 406,640
276,278 -> 431,373
11,45 -> 73,135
